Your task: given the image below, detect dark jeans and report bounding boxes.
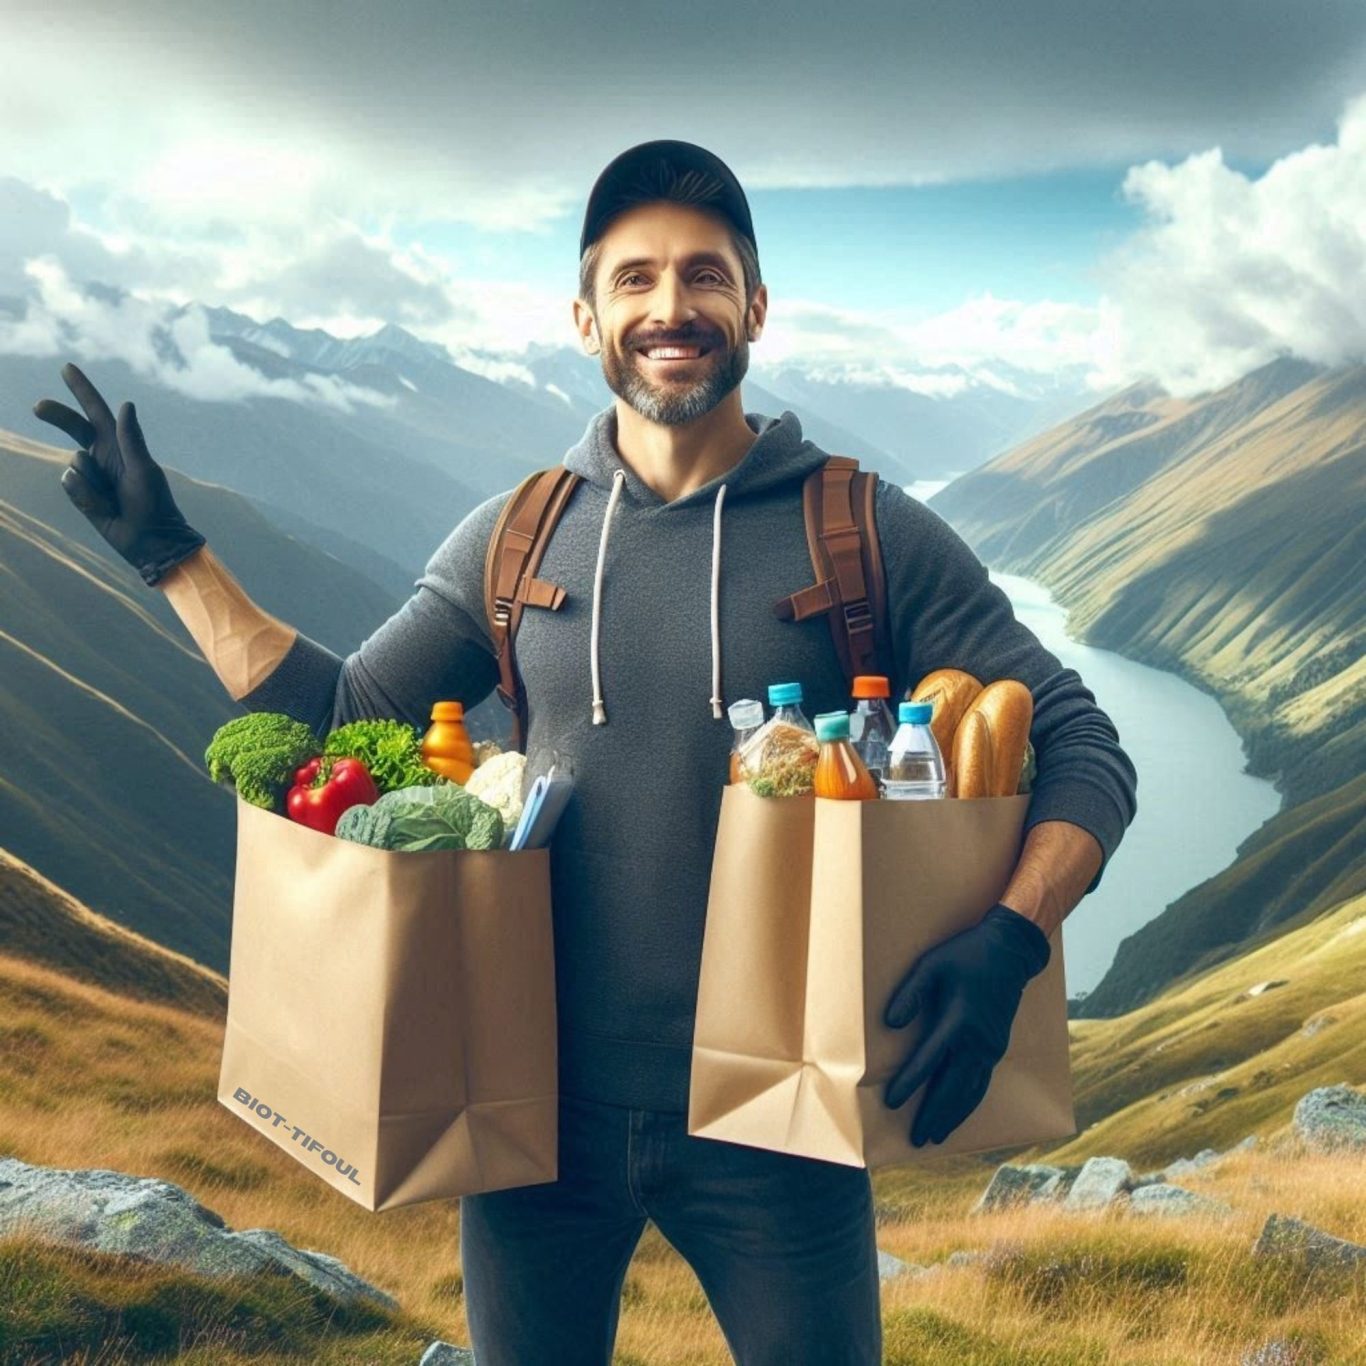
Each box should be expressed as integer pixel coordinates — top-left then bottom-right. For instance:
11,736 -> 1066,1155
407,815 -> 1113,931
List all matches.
459,1091 -> 883,1365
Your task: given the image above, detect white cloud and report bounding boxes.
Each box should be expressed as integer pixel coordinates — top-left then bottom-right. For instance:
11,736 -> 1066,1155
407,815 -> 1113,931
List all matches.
751,292 -> 1110,396
1090,91 -> 1366,396
0,256 -> 397,413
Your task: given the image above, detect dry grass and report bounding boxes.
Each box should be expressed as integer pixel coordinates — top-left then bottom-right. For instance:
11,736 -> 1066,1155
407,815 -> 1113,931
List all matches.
3,894 -> 1366,1362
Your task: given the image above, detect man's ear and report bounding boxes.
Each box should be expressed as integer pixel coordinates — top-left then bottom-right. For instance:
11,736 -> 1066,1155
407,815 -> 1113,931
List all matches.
572,299 -> 600,354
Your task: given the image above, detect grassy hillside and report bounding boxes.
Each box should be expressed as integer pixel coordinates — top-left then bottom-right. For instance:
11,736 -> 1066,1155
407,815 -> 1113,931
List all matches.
0,429 -> 405,973
2,867 -> 1363,1363
1057,891 -> 1366,1167
0,847 -> 226,1017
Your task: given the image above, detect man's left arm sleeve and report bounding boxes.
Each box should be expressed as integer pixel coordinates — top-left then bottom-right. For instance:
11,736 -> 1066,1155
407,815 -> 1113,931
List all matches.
875,480 -> 1138,896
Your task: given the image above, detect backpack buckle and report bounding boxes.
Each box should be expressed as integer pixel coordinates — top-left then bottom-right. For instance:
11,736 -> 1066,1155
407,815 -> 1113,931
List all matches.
842,597 -> 873,635
493,595 -> 513,627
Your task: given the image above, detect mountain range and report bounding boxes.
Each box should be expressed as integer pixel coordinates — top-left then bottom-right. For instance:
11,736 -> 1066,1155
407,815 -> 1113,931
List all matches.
1,307 -> 1361,1014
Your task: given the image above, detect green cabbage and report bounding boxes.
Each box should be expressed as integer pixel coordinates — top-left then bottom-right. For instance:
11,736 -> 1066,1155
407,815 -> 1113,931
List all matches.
334,781 -> 503,851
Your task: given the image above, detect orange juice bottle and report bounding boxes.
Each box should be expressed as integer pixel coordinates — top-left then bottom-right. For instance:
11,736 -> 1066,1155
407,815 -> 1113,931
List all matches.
812,711 -> 878,800
421,700 -> 475,783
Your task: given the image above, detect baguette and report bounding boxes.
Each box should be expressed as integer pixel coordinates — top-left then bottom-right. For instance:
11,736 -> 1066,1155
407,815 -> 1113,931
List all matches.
909,668 -> 983,797
952,679 -> 1033,798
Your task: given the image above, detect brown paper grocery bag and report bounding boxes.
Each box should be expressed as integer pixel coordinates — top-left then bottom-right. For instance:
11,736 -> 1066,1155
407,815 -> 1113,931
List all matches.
217,793 -> 558,1211
689,784 -> 1074,1167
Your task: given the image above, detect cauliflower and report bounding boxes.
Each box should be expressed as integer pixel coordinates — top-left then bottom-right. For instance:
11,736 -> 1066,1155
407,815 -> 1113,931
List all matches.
472,738 -> 504,768
464,750 -> 527,842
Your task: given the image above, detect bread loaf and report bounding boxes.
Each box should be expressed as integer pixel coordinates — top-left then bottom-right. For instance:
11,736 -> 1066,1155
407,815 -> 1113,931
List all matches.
909,668 -> 983,797
952,679 -> 1033,798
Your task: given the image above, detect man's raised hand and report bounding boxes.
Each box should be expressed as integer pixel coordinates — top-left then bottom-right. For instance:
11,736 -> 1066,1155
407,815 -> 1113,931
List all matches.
34,362 -> 207,587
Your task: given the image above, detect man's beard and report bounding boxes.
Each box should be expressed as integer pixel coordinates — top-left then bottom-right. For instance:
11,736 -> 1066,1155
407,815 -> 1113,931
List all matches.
598,323 -> 749,427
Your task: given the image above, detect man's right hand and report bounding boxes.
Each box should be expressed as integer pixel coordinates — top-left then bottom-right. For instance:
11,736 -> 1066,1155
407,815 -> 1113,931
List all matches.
34,362 -> 207,587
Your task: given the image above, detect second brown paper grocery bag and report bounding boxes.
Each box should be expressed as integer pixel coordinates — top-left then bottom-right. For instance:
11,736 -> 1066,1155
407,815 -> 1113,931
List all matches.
218,793 -> 559,1211
688,784 -> 1075,1167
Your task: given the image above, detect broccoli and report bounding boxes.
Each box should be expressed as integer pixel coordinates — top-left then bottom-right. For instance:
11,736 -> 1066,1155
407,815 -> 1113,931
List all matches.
205,712 -> 320,811
322,718 -> 440,794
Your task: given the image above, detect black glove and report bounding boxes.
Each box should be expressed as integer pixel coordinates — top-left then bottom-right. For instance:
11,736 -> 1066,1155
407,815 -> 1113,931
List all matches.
34,362 -> 206,587
882,902 -> 1051,1147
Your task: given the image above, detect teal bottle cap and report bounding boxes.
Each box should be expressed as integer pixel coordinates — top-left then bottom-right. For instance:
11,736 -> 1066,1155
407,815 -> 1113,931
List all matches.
814,711 -> 851,741
899,701 -> 933,724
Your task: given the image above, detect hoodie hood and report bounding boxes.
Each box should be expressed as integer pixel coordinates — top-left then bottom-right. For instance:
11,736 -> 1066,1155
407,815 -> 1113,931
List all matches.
562,404 -> 831,507
560,403 -> 831,726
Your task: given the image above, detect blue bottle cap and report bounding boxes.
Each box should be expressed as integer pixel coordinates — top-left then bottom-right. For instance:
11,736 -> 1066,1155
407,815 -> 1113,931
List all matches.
899,701 -> 933,724
768,681 -> 804,707
814,711 -> 850,742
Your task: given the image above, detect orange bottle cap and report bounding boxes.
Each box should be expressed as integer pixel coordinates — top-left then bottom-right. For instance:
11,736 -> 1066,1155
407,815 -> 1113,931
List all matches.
851,675 -> 890,699
431,700 -> 465,720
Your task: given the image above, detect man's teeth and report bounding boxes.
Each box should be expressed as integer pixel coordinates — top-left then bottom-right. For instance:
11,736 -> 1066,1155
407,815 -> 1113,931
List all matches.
643,346 -> 705,359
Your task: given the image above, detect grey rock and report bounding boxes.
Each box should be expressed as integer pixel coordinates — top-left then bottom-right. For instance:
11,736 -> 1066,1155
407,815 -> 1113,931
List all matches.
876,1248 -> 932,1281
420,1344 -> 476,1366
972,1163 -> 1067,1212
1128,1184 -> 1232,1219
1252,1213 -> 1366,1268
1063,1156 -> 1133,1210
1129,1171 -> 1167,1189
946,1249 -> 984,1267
1291,1084 -> 1366,1152
0,1156 -> 396,1311
1163,1147 -> 1221,1179
1241,1338 -> 1316,1366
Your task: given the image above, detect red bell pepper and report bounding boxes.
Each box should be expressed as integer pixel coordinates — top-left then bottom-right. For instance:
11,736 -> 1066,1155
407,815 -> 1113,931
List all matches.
286,755 -> 379,835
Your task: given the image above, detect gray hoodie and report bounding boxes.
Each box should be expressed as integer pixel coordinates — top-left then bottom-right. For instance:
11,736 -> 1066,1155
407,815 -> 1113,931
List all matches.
240,403 -> 1137,1112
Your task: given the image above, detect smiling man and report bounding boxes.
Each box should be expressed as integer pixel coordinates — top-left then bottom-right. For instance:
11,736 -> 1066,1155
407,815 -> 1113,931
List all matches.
38,138 -> 1136,1366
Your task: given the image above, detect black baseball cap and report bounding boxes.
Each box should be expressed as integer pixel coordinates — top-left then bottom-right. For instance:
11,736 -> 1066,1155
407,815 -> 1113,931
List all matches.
579,139 -> 758,263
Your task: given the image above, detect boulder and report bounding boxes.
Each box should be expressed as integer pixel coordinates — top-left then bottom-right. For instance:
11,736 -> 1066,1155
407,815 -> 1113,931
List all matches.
1128,1184 -> 1232,1219
1063,1157 -> 1133,1211
1252,1214 -> 1366,1269
1291,1084 -> 1366,1152
1163,1147 -> 1221,1180
972,1163 -> 1069,1212
0,1157 -> 396,1311
419,1345 -> 476,1365
877,1248 -> 928,1281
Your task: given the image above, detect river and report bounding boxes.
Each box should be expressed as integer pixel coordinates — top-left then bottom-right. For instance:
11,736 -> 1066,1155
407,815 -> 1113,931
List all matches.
910,479 -> 1283,995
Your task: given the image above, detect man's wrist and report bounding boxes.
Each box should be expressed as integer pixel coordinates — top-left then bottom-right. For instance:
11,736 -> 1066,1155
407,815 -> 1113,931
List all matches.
984,902 -> 1052,978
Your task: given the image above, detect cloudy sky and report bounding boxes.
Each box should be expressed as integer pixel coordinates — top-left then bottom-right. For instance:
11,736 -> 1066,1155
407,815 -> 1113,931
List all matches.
3,0 -> 1366,402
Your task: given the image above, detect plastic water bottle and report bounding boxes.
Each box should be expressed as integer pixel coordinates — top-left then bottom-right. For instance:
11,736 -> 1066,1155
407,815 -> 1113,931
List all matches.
727,698 -> 765,783
766,681 -> 813,734
883,701 -> 947,800
848,675 -> 896,792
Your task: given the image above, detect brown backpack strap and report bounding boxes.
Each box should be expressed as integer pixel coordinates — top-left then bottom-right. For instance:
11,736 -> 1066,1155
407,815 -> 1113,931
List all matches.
772,455 -> 894,689
484,466 -> 581,752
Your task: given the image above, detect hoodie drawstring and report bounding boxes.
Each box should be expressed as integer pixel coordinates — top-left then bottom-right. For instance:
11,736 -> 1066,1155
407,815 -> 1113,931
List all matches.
588,471 -> 731,727
590,468 -> 626,724
709,482 -> 727,718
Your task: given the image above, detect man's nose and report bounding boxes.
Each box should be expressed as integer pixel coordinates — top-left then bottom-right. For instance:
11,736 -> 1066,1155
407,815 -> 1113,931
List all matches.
648,269 -> 696,329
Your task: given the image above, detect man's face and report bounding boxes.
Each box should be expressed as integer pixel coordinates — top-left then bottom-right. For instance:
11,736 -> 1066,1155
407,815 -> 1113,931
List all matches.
578,201 -> 763,427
